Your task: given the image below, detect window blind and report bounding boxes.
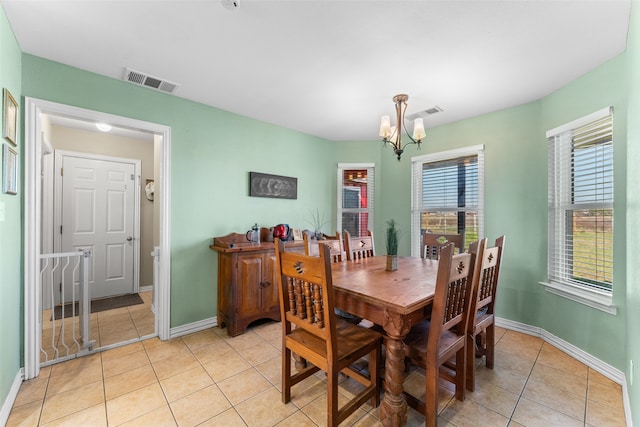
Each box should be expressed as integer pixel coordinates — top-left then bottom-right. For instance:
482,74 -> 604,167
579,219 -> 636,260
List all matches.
547,109 -> 613,291
410,145 -> 484,256
422,156 -> 479,212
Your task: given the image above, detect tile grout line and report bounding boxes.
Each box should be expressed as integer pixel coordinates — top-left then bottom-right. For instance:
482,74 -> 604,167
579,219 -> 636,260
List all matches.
506,343 -> 542,424
100,352 -> 108,426
584,368 -> 590,426
36,370 -> 52,426
179,333 -> 241,426
510,341 -> 593,425
142,337 -> 180,427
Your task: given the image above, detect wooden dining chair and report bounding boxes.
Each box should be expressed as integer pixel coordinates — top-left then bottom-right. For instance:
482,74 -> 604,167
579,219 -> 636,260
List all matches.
303,232 -> 345,262
421,231 -> 464,260
466,235 -> 505,392
274,239 -> 382,426
402,242 -> 480,426
343,230 -> 375,260
303,232 -> 361,324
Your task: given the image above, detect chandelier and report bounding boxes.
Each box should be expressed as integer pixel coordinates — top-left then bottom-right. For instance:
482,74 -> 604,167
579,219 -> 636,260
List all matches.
378,94 -> 426,161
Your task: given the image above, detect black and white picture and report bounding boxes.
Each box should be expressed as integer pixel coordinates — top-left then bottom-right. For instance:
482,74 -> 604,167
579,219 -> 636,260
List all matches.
249,172 -> 297,199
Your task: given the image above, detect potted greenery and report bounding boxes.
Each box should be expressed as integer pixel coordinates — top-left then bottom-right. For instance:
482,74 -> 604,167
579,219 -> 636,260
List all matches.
385,219 -> 400,271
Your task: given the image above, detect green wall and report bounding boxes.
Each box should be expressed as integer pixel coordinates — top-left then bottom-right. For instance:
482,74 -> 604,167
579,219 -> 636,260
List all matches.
338,54 -> 628,373
626,0 -> 640,421
21,54 -> 336,328
0,3 -> 22,413
539,54 -> 628,370
417,102 -> 547,329
357,102 -> 548,327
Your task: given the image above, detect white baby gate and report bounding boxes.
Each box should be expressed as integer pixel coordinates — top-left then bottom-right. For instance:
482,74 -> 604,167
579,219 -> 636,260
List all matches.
39,250 -> 95,366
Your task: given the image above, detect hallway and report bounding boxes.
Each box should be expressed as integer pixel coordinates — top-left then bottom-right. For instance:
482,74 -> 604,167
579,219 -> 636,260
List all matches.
40,291 -> 155,365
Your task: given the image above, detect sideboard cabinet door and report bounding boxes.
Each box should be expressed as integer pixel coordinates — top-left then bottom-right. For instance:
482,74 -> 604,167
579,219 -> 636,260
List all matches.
237,253 -> 268,318
211,235 -> 305,337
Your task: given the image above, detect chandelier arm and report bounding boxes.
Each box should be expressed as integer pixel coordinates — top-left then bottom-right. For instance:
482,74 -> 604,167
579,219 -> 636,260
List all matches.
399,122 -> 421,148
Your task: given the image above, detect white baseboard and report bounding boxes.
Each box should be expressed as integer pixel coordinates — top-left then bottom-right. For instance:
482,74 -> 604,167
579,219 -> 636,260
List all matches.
495,317 -> 541,337
495,317 -> 633,427
139,285 -> 153,293
0,368 -> 24,426
169,316 -> 218,338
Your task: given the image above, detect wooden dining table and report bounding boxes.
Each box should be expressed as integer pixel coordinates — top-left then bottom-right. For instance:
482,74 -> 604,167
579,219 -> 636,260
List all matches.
330,255 -> 439,427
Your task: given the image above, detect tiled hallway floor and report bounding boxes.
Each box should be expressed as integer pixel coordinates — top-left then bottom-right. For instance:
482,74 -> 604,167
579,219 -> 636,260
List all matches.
40,291 -> 155,364
8,323 -> 627,426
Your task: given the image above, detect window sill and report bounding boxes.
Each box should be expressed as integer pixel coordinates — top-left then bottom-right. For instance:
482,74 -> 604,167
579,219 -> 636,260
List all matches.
538,280 -> 616,315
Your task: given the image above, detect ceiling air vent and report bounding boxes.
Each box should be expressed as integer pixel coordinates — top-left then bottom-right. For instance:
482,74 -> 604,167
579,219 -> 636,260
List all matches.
123,68 -> 180,94
406,106 -> 443,121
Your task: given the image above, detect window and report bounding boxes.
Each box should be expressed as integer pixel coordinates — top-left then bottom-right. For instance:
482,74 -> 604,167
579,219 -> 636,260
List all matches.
337,164 -> 374,237
545,107 -> 614,311
411,146 -> 484,256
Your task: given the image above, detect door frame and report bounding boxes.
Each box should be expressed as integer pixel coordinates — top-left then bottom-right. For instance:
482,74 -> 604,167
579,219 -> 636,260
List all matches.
24,97 -> 172,379
53,150 -> 141,300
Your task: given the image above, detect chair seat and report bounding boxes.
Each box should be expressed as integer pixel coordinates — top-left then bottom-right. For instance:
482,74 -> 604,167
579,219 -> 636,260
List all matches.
404,320 -> 465,365
287,319 -> 381,370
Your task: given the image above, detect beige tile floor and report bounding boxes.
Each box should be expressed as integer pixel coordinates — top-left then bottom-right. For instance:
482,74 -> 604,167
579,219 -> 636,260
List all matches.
8,322 -> 626,426
40,291 -> 155,364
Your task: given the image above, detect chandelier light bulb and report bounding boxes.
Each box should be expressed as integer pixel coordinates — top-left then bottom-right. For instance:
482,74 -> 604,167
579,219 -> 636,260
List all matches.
412,118 -> 426,140
379,115 -> 391,138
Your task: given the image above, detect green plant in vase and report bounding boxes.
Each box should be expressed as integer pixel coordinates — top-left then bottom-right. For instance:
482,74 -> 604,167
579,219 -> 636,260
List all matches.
385,219 -> 400,271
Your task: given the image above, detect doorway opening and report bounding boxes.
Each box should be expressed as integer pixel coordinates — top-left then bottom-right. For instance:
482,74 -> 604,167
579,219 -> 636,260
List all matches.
24,98 -> 171,379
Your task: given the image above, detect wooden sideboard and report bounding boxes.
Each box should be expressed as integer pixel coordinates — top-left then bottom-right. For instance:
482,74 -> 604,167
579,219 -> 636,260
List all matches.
210,231 -> 304,337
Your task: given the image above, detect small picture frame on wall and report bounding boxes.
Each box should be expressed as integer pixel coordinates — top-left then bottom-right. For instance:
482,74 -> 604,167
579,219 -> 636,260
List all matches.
3,89 -> 18,146
3,143 -> 18,195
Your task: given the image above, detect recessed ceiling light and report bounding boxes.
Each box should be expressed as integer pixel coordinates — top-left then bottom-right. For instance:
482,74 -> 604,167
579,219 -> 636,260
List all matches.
95,122 -> 112,132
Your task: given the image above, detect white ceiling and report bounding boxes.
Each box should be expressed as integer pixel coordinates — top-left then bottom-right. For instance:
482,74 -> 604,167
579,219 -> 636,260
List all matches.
1,0 -> 631,142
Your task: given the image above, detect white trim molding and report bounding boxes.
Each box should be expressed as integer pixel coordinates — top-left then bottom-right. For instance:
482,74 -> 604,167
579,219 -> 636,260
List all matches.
410,144 -> 485,164
170,317 -> 218,339
546,106 -> 613,138
337,163 -> 375,238
0,369 -> 24,426
496,317 -> 632,426
538,281 -> 616,315
23,98 -> 172,379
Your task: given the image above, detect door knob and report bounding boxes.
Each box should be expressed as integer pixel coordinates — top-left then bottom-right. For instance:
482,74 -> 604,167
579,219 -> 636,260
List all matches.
126,236 -> 133,241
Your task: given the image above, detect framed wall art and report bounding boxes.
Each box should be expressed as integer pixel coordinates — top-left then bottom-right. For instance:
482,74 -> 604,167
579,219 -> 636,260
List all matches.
249,172 -> 297,199
3,143 -> 18,195
3,89 -> 18,146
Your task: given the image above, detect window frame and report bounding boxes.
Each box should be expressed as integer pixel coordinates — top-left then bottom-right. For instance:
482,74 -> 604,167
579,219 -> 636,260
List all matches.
337,163 -> 375,238
541,106 -> 616,315
410,145 -> 485,257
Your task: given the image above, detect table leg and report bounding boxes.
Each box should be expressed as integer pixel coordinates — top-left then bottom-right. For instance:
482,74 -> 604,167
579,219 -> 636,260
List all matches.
380,310 -> 411,426
380,334 -> 408,426
292,353 -> 307,371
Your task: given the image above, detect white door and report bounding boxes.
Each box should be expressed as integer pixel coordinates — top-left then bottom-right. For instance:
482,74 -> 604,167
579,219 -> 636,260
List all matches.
57,152 -> 139,301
